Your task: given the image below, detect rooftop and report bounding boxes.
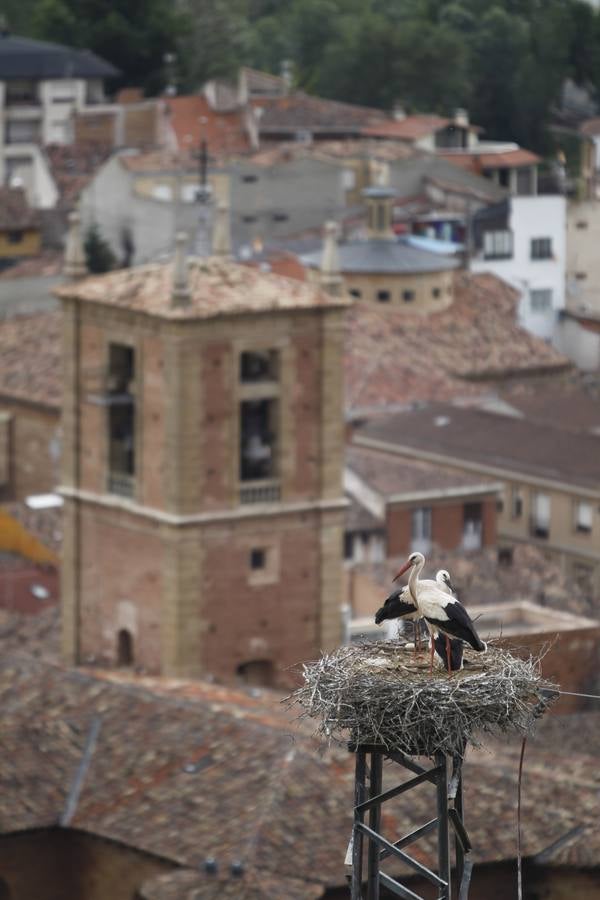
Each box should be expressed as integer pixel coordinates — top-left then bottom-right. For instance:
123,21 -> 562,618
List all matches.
361,114 -> 451,141
54,257 -> 349,320
354,400 -> 600,491
0,311 -> 61,409
302,236 -> 460,275
0,187 -> 39,231
165,94 -> 250,156
439,145 -> 541,173
257,92 -> 385,133
345,272 -> 569,414
0,34 -> 119,80
346,445 -> 500,502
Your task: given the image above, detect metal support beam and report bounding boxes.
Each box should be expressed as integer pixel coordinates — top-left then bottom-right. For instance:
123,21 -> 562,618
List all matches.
348,744 -> 473,900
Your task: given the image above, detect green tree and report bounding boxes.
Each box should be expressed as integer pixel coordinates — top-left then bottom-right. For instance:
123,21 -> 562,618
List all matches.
84,224 -> 116,274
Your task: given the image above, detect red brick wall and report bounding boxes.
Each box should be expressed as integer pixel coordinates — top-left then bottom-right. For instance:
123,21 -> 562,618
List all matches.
201,340 -> 233,510
291,328 -> 320,499
78,505 -> 163,671
386,506 -> 411,557
0,400 -> 60,501
140,335 -> 166,510
201,512 -> 322,686
482,498 -> 497,546
431,503 -> 464,550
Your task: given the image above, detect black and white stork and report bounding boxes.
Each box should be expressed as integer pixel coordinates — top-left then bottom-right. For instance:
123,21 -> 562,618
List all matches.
374,570 -> 454,652
433,633 -> 464,673
394,551 -> 486,674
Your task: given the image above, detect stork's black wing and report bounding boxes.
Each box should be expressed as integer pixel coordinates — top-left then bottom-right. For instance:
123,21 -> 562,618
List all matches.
433,634 -> 464,672
426,601 -> 486,652
375,587 -> 417,625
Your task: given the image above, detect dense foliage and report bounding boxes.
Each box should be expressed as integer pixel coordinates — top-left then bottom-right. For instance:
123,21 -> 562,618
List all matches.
10,0 -> 600,150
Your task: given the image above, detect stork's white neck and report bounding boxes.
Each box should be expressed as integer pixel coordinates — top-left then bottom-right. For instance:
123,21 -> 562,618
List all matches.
407,556 -> 425,607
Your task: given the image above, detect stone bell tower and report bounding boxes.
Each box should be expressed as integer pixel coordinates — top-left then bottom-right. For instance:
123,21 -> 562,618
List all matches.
57,225 -> 348,686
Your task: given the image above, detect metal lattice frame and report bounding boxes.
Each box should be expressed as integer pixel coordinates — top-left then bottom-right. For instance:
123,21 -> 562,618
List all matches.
348,743 -> 474,900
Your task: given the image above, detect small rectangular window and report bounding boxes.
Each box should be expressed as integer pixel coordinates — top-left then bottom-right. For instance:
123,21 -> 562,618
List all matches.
411,507 -> 431,542
377,290 -> 391,303
271,212 -> 289,222
576,221 -> 588,229
531,237 -> 552,260
402,290 -> 415,302
240,350 -> 278,383
575,272 -> 587,281
242,214 -> 257,223
483,230 -> 513,260
242,174 -> 258,183
7,230 -> 23,244
498,547 -> 513,567
530,289 -> 552,312
250,548 -> 266,569
574,500 -> 593,534
343,532 -> 354,560
511,487 -> 523,519
240,398 -> 277,481
432,287 -> 441,298
349,289 -> 362,298
531,492 -> 550,539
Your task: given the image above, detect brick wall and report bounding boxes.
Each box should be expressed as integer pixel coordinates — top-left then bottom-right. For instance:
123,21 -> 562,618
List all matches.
0,399 -> 60,501
386,506 -> 411,557
386,496 -> 498,558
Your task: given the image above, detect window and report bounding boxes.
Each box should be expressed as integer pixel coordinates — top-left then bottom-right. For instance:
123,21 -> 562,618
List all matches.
117,629 -> 134,666
575,272 -> 587,281
530,492 -> 550,539
151,184 -> 172,201
483,230 -> 513,260
402,290 -> 415,302
377,290 -> 391,303
432,287 -> 441,299
242,214 -> 257,223
511,487 -> 523,519
531,238 -> 552,260
574,500 -> 593,534
240,350 -> 278,383
411,507 -> 432,553
530,289 -> 552,313
498,547 -> 513,567
343,532 -> 354,560
463,502 -> 483,550
242,174 -> 258,183
250,548 -> 266,570
271,212 -> 289,222
7,231 -> 23,244
349,289 -> 362,299
6,120 -> 39,144
6,80 -> 37,104
107,344 -> 135,496
576,221 -> 588,230
240,399 -> 277,481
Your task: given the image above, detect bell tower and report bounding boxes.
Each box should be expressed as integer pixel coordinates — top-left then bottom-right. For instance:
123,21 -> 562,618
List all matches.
57,231 -> 348,686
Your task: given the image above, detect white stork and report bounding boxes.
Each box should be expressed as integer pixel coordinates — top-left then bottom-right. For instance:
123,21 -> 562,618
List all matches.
393,552 -> 486,674
374,570 -> 454,652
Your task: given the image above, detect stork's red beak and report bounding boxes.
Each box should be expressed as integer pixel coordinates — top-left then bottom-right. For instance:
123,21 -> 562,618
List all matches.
392,560 -> 412,582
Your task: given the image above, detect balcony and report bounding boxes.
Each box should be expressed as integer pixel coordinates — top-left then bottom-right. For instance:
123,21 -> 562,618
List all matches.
108,472 -> 135,499
239,479 -> 281,505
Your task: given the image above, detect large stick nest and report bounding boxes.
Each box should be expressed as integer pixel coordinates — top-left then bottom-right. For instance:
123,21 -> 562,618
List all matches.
289,641 -> 558,758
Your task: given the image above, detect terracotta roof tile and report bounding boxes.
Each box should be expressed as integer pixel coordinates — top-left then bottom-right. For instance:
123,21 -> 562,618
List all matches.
166,95 -> 250,157
439,147 -> 541,173
345,272 -> 569,414
258,93 -> 385,133
362,115 -> 450,141
0,311 -> 62,408
54,257 -> 349,320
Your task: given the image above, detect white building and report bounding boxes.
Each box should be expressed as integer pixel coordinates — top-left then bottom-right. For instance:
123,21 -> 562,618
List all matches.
470,194 -> 566,341
0,33 -> 118,208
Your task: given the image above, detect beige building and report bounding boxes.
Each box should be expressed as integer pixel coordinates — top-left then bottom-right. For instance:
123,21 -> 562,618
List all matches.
303,186 -> 460,311
353,402 -> 600,600
56,231 -> 349,685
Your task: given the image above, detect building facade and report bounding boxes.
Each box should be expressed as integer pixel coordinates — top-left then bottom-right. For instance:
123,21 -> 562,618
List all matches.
57,251 -> 348,685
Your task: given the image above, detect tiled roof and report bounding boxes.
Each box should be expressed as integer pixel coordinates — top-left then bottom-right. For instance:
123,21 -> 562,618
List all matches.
354,400 -> 600,491
118,150 -> 198,173
0,311 -> 62,408
580,117 -> 600,136
165,95 -> 250,156
45,143 -> 112,209
362,115 -> 450,141
0,35 -> 119,80
345,272 -> 569,414
498,375 -> 600,433
345,494 -> 383,532
54,257 -> 350,320
0,187 -> 39,230
257,93 -> 385,133
0,651 -> 599,887
439,147 -> 541,173
346,446 -> 500,499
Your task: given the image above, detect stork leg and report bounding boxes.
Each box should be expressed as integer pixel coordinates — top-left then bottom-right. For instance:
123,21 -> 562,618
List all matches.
414,620 -> 419,657
430,635 -> 435,675
445,635 -> 453,677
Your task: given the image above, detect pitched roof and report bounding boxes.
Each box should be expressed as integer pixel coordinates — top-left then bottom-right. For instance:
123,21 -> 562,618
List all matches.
0,34 -> 119,80
257,92 -> 384,133
345,272 -> 569,414
0,311 -> 62,409
0,187 -> 39,230
580,117 -> 600,137
439,147 -> 541,173
54,257 -> 350,320
354,400 -> 600,491
346,446 -> 500,500
362,115 -> 450,141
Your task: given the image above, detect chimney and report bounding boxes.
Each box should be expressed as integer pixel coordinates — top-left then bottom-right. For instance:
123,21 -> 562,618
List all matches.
392,101 -> 406,121
454,108 -> 469,129
212,202 -> 231,259
171,231 -> 191,307
63,211 -> 88,281
320,221 -> 343,296
280,59 -> 293,95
